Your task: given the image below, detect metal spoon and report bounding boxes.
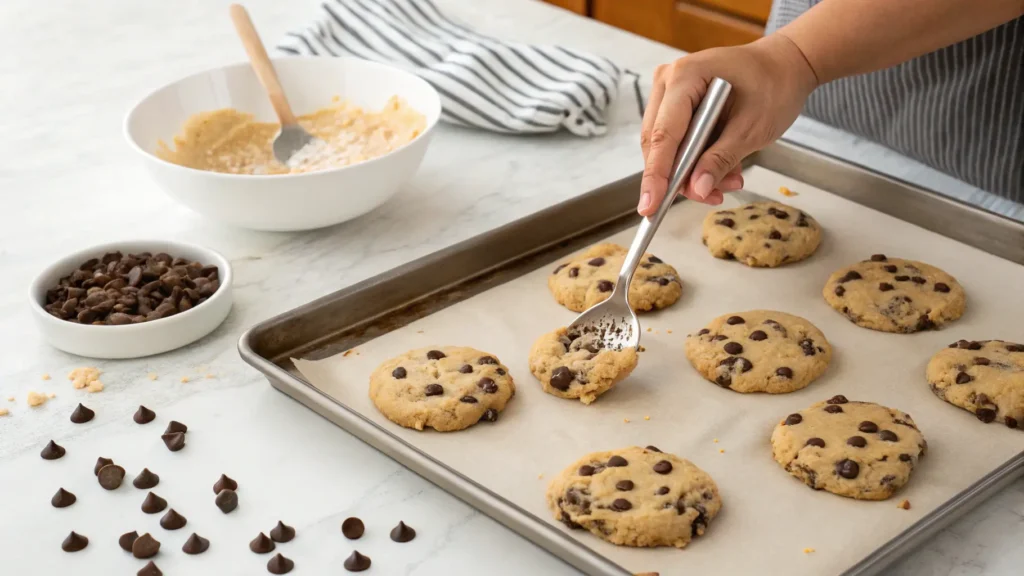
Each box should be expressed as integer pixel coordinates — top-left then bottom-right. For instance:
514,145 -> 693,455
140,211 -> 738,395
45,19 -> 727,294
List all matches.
566,78 -> 733,351
229,4 -> 319,165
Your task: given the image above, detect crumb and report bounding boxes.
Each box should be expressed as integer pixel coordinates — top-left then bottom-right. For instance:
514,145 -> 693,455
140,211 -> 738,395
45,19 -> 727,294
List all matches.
898,499 -> 911,510
6,396 -> 14,402
0,408 -> 8,417
343,350 -> 354,357
638,346 -> 646,352
27,391 -> 47,407
780,186 -> 798,196
644,416 -> 650,421
803,548 -> 815,554
718,449 -> 725,454
713,438 -> 719,443
180,377 -> 190,383
646,327 -> 652,332
416,330 -> 424,334
623,418 -> 630,423
537,473 -> 544,479
148,373 -> 158,381
86,380 -> 104,393
41,373 -> 51,380
47,392 -> 56,399
205,374 -> 215,379
666,330 -> 672,334
68,367 -> 101,390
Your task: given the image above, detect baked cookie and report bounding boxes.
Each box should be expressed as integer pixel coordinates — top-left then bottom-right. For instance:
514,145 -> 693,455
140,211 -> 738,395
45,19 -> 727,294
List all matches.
771,395 -> 927,500
547,446 -> 721,548
701,201 -> 821,267
369,347 -> 515,432
528,327 -> 638,404
548,244 -> 682,313
684,310 -> 832,393
926,339 -> 1024,430
823,254 -> 966,333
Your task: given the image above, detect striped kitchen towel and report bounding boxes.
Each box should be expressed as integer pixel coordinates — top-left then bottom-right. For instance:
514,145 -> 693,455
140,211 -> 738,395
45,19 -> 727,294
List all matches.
276,0 -> 644,136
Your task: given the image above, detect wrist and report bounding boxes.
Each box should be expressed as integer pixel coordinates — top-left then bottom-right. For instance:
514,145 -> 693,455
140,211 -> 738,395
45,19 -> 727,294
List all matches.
752,32 -> 821,95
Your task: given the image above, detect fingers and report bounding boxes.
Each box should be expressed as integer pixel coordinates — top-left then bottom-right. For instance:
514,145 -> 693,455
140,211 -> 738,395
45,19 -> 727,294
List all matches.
640,65 -> 668,162
687,123 -> 755,200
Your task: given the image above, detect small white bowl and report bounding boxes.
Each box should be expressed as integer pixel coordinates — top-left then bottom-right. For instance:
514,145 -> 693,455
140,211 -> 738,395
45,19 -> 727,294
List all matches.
124,57 -> 442,231
29,240 -> 233,359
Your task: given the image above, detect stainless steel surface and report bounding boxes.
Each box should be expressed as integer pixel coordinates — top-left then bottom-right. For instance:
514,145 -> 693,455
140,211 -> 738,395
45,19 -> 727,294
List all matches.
239,139 -> 1024,576
272,124 -> 318,165
568,78 -> 732,353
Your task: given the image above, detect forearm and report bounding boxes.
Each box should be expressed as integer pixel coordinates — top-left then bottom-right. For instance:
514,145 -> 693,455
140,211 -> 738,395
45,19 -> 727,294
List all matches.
777,0 -> 1024,84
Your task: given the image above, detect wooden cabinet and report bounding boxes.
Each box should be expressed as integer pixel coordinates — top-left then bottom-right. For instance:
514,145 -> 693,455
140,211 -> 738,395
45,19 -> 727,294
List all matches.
542,0 -> 588,15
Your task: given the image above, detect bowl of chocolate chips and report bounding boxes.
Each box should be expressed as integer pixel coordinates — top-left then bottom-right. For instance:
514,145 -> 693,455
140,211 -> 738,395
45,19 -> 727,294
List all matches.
29,240 -> 232,358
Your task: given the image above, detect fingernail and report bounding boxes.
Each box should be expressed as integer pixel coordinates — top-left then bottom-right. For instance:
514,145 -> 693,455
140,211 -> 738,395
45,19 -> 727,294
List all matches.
693,173 -> 715,199
719,175 -> 743,192
637,192 -> 651,212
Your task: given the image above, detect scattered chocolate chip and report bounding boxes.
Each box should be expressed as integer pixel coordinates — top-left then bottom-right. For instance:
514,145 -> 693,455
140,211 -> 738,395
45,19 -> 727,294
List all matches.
799,339 -> 816,356
749,330 -> 767,341
164,420 -> 187,434
1006,416 -> 1018,429
712,334 -> 728,341
390,521 -> 416,543
657,486 -> 670,495
40,440 -> 66,460
956,371 -> 972,384
653,460 -> 673,474
137,561 -> 162,576
785,414 -> 803,425
182,532 -> 210,554
549,366 -> 574,391
578,465 -> 595,476
118,531 -> 138,552
726,315 -> 745,325
459,395 -> 477,404
132,533 -> 161,559
769,207 -> 790,219
911,276 -> 926,284
879,430 -> 899,442
611,498 -> 632,511
134,405 -> 156,424
344,551 -> 372,572
805,438 -> 826,448
160,508 -> 186,530
480,408 -> 499,422
934,282 -> 950,293
827,395 -> 849,404
215,489 -> 238,513
98,464 -> 126,490
478,356 -> 499,365
553,264 -> 567,274
835,459 -> 860,479
249,532 -> 276,554
871,254 -> 888,262
94,457 -> 114,475
834,285 -> 846,297
899,453 -> 912,462
824,405 -> 844,414
596,280 -> 614,292
477,377 -> 498,393
974,357 -> 991,366
424,383 -> 443,396
270,521 -> 295,543
723,342 -> 743,354
141,492 -> 168,514
69,403 -> 95,424
62,531 -> 88,552
161,432 -> 186,452
768,230 -> 782,240
775,367 -> 793,378
568,267 -> 579,277
392,367 -> 407,379
916,315 -> 937,331
133,468 -> 160,489
839,271 -> 862,283
426,350 -> 446,360
615,480 -> 634,491
976,408 -> 997,423
268,553 -> 295,574
879,282 -> 894,292
213,473 -> 237,494
967,341 -> 984,350
716,218 -> 735,228
458,364 -> 473,374
894,275 -> 910,282
51,487 -> 76,508
608,455 -> 628,467
342,517 -> 365,540
645,445 -> 662,452
847,436 -> 867,448
1006,344 -> 1024,352
858,421 -> 879,433
648,255 -> 663,263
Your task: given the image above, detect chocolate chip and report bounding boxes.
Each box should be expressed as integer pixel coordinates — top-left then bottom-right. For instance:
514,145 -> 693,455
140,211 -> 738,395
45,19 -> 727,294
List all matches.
726,315 -> 745,325
344,551 -> 372,572
94,457 -> 114,475
98,464 -> 126,490
775,367 -> 793,378
62,531 -> 88,552
549,366 -> 574,391
141,492 -> 167,514
834,285 -> 846,297
40,440 -> 66,460
132,533 -> 161,559
578,465 -> 595,476
871,254 -> 888,262
974,357 -> 991,366
967,341 -> 984,350
653,460 -> 673,474
894,275 -> 910,281
911,276 -> 926,284
137,561 -> 162,576
215,489 -> 238,513
840,271 -> 862,282
934,282 -> 950,293
879,430 -> 899,442
1006,344 -> 1024,352
164,420 -> 187,434
596,279 -> 614,292
712,334 -> 727,341
119,531 -> 138,552
657,486 -> 670,495
847,436 -> 867,448
496,368 -> 506,375
827,395 -> 849,404
478,356 -> 499,365
51,487 -> 76,508
426,350 -> 446,360
1006,416 -> 1018,429
749,214 -> 760,220
160,508 -> 187,530
645,446 -> 662,454
424,383 -> 444,396
769,208 -> 790,219
270,521 -> 295,543
249,532 -> 276,554
716,218 -> 735,228
882,265 -> 898,273
976,408 -> 997,423
553,264 -> 567,274
608,455 -> 628,467
213,473 -> 237,494
480,409 -> 499,422
724,342 -> 743,354
697,329 -> 710,336
800,339 -> 816,356
568,267 -> 579,277
879,282 -> 894,291
749,330 -> 767,341
459,395 -> 477,404
648,255 -> 664,264
768,230 -> 782,240
858,421 -> 878,433
342,517 -> 365,539
616,480 -> 634,491
162,431 -> 185,452
899,453 -> 912,462
954,371 -> 973,384
915,316 -> 936,331
392,367 -> 407,379
805,438 -> 825,448
785,414 -> 803,425
134,405 -> 156,424
824,405 -> 843,414
836,459 -> 860,479
182,533 -> 210,554
69,403 -> 94,424
268,553 -> 295,574
611,498 -> 632,511
458,364 -> 473,374
390,521 -> 416,543
476,377 -> 498,393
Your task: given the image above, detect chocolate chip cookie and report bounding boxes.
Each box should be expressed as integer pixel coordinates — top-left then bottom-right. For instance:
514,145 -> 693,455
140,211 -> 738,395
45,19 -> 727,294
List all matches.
823,254 -> 966,333
927,339 -> 1024,430
771,396 -> 927,500
701,201 -> 821,267
684,310 -> 832,393
547,446 -> 721,548
528,327 -> 638,404
548,243 -> 682,313
369,347 -> 515,432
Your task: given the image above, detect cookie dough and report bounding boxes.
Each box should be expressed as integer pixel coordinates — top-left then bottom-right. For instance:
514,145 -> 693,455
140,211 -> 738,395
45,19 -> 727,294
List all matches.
369,347 -> 515,432
547,446 -> 721,548
684,310 -> 832,393
701,201 -> 821,267
548,244 -> 682,313
528,327 -> 638,404
926,339 -> 1024,430
771,395 -> 927,500
823,254 -> 966,333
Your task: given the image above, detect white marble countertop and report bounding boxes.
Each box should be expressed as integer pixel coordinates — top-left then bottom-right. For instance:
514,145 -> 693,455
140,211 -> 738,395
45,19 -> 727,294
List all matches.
1,1 -> 1020,575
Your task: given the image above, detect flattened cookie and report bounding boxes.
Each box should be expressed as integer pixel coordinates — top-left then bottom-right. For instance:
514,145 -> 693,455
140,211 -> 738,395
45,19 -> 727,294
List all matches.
771,395 -> 927,500
702,201 -> 821,267
548,243 -> 682,313
547,446 -> 721,548
823,254 -> 966,333
529,327 -> 638,404
684,310 -> 832,393
927,339 -> 1024,430
369,347 -> 514,432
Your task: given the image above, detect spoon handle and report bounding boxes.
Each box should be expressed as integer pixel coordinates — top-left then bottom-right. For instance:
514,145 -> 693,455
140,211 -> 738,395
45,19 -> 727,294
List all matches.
229,4 -> 299,126
617,77 -> 732,288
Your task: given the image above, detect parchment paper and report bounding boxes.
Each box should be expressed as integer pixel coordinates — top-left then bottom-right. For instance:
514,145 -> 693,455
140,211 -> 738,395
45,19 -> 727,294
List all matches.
296,166 -> 1024,576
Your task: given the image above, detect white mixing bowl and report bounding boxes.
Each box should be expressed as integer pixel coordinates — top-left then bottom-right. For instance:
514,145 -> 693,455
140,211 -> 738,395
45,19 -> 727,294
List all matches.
124,57 -> 441,231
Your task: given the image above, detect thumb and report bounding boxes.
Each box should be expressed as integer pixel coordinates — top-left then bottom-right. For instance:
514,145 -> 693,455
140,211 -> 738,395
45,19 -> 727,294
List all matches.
687,128 -> 754,200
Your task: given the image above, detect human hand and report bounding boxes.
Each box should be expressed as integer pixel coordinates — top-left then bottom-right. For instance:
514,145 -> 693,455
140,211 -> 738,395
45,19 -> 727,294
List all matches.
638,33 -> 819,215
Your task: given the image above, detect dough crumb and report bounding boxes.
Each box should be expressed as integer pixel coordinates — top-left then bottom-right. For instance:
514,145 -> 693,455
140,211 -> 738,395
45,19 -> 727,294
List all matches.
416,330 -> 424,334
46,392 -> 56,399
0,408 -> 8,417
803,548 -> 815,554
68,367 -> 101,390
644,416 -> 651,421
638,346 -> 646,352
537,473 -> 544,479
713,438 -> 719,443
41,373 -> 51,380
666,330 -> 673,334
27,391 -> 47,407
898,499 -> 911,510
623,418 -> 630,424
6,396 -> 14,402
718,449 -> 725,454
86,380 -> 104,393
180,376 -> 190,383
343,349 -> 354,357
780,186 -> 798,197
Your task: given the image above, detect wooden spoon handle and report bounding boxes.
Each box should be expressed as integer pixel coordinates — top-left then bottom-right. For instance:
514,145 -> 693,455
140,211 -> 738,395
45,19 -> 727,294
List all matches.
229,4 -> 299,126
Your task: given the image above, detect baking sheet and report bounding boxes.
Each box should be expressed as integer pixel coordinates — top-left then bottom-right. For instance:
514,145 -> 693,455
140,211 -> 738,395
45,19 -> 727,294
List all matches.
293,165 -> 1024,576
